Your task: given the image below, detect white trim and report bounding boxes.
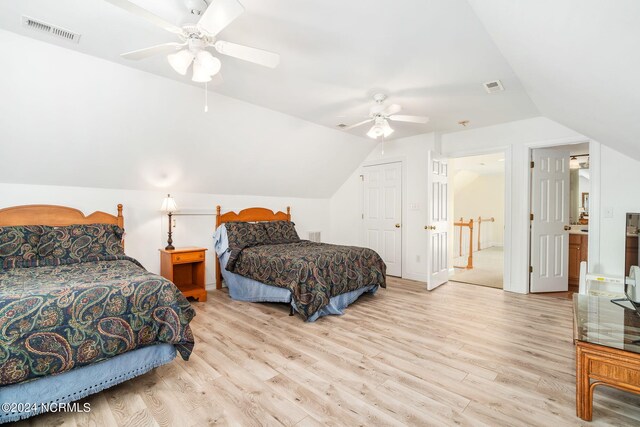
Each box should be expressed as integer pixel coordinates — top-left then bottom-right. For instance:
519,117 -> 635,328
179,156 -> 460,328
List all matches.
360,158 -> 407,279
443,145 -> 510,159
503,145 -> 513,292
587,140 -> 601,273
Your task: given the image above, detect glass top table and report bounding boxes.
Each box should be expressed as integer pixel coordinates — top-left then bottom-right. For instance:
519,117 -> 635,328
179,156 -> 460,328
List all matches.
573,293 -> 640,354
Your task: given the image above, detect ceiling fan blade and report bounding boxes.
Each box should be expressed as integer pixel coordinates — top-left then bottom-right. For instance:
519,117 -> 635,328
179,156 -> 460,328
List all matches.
388,114 -> 430,124
344,119 -> 373,130
382,103 -> 402,116
214,40 -> 280,68
121,42 -> 185,60
197,0 -> 245,36
104,0 -> 184,35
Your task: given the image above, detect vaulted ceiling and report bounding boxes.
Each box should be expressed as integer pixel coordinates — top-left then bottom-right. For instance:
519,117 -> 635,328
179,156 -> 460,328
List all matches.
0,0 -> 539,140
1,0 -> 638,198
468,0 -> 640,161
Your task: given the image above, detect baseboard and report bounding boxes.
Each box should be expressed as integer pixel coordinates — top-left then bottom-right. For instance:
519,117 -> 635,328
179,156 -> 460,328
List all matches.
401,272 -> 429,283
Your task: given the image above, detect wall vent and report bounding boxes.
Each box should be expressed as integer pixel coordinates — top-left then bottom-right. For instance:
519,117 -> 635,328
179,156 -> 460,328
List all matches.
22,16 -> 81,43
308,231 -> 321,243
483,80 -> 504,93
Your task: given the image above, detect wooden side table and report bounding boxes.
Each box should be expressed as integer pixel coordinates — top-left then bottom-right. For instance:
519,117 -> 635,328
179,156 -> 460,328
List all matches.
160,247 -> 207,302
573,294 -> 640,421
576,341 -> 640,421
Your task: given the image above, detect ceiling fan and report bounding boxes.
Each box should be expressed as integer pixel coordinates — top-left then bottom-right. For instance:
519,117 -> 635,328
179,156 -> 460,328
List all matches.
343,94 -> 429,139
105,0 -> 280,83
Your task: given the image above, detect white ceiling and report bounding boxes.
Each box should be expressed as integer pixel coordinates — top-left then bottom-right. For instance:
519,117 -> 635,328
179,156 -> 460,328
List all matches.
468,0 -> 640,161
451,152 -> 505,176
0,0 -> 540,140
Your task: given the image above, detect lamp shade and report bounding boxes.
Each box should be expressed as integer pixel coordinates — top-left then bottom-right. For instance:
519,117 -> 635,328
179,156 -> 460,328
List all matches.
196,50 -> 222,76
367,124 -> 384,139
168,49 -> 195,75
367,119 -> 394,139
192,58 -> 213,83
160,194 -> 178,213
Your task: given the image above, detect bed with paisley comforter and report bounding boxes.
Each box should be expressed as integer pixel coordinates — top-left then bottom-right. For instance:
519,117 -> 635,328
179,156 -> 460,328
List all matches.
214,207 -> 386,322
0,205 -> 195,424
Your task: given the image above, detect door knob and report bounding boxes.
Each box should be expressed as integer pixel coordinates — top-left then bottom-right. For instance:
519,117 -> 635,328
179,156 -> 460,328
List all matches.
425,225 -> 436,230
395,223 -> 401,228
564,225 -> 571,231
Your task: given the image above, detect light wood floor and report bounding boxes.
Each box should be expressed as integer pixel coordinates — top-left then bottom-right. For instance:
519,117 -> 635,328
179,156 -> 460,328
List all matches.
452,247 -> 504,289
17,278 -> 640,426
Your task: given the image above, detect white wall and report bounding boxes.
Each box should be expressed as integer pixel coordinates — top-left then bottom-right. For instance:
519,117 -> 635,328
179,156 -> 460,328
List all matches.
0,29 -> 375,199
329,133 -> 435,282
595,145 -> 640,277
442,117 -> 587,293
452,173 -> 505,249
0,183 -> 329,287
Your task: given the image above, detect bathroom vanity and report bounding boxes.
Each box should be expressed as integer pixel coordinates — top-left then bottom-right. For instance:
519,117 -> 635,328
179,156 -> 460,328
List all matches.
569,227 -> 589,287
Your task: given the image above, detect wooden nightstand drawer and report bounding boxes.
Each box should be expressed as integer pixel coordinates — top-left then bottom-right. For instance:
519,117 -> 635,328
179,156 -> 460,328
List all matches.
172,251 -> 205,264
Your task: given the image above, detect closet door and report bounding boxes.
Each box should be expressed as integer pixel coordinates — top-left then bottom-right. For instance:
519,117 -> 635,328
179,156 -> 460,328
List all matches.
363,162 -> 402,277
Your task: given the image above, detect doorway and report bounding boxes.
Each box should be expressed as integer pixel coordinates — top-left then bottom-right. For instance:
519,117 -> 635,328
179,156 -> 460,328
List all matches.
362,161 -> 402,277
449,153 -> 505,289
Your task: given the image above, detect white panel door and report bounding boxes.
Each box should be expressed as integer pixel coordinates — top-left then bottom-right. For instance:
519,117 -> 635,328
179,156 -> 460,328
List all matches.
530,148 -> 570,293
363,162 -> 402,277
426,151 -> 449,290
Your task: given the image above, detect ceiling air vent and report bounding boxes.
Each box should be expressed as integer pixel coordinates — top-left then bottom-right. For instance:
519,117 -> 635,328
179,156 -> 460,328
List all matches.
22,16 -> 81,43
483,80 -> 504,93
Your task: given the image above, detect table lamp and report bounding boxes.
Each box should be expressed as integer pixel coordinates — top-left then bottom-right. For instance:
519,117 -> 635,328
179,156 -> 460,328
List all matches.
160,194 -> 178,250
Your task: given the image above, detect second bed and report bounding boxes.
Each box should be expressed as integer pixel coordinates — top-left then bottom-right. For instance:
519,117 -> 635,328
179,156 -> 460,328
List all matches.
213,206 -> 386,322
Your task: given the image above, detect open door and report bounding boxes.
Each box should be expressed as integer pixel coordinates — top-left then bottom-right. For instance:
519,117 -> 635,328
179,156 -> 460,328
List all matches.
426,151 -> 449,290
530,148 -> 570,293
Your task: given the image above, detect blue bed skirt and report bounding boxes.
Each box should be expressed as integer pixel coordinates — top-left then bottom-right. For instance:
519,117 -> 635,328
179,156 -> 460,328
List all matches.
0,344 -> 176,424
219,251 -> 378,322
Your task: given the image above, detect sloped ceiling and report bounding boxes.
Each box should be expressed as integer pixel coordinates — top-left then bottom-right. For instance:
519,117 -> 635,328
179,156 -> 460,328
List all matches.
3,0 -> 636,199
468,0 -> 640,161
0,30 -> 375,198
0,0 -> 539,140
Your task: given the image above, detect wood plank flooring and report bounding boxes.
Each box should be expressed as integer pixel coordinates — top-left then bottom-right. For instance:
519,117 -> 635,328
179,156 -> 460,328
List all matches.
16,278 -> 640,426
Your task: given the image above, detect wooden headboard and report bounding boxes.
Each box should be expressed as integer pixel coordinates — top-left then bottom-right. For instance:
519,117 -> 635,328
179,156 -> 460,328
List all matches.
0,204 -> 124,228
214,205 -> 291,289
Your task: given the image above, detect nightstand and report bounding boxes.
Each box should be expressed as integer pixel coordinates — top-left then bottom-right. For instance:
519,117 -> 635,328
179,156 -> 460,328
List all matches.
160,247 -> 207,302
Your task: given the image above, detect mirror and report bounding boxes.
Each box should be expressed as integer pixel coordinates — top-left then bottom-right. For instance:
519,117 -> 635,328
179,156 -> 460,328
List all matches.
624,213 -> 640,306
570,167 -> 590,224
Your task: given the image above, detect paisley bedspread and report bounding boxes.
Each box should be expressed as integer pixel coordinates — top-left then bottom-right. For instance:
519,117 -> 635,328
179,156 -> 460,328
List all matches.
228,241 -> 386,320
0,256 -> 195,387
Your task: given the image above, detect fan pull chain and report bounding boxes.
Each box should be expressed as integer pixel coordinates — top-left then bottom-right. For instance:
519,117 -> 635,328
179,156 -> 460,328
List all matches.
204,82 -> 209,113
381,135 -> 385,156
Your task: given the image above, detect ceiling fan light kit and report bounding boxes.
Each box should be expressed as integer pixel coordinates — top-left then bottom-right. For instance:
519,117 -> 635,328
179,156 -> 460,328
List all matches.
367,117 -> 394,139
107,0 -> 280,83
344,93 -> 429,139
192,59 -> 212,82
167,49 -> 195,75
